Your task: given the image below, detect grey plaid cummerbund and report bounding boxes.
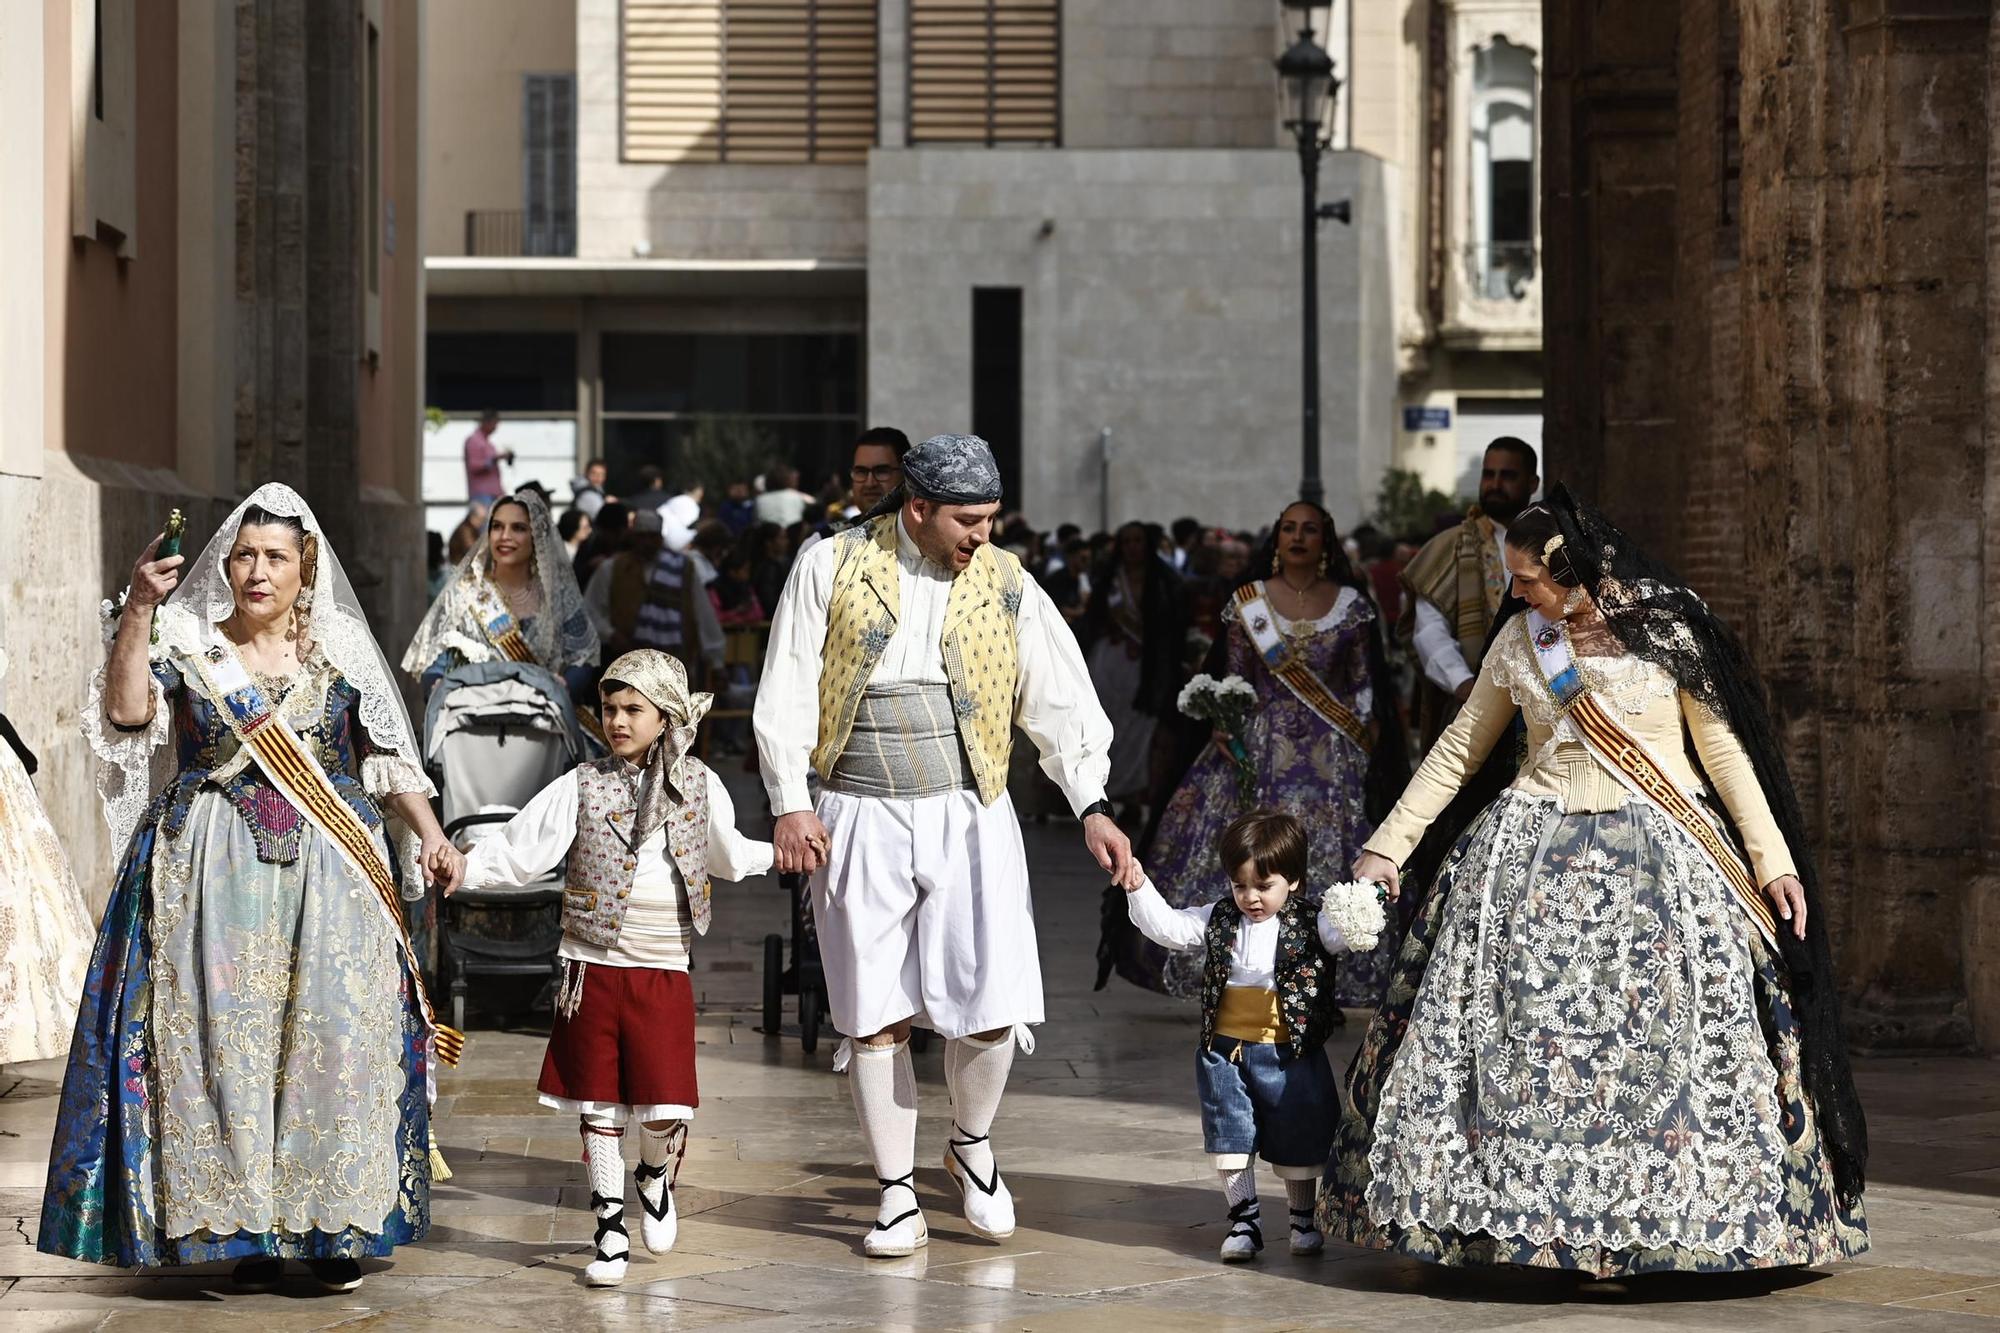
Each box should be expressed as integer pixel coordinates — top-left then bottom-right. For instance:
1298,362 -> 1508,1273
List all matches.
823,681 -> 975,799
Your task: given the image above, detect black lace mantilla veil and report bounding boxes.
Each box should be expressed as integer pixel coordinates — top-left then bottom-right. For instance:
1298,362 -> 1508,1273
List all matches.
1396,483 -> 1867,1205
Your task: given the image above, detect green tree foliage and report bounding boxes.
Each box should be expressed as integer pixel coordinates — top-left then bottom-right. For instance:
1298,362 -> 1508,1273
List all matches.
1372,467 -> 1463,540
675,416 -> 779,498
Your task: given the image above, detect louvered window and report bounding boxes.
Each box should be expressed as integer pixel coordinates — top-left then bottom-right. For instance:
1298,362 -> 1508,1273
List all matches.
907,0 -> 1060,146
621,1 -> 877,164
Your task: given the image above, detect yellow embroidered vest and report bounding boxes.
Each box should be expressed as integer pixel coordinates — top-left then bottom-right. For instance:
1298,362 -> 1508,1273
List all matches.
812,516 -> 1024,805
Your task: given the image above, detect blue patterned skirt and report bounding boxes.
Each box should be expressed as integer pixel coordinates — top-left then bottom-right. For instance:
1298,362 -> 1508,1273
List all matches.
1322,792 -> 1867,1275
37,815 -> 433,1268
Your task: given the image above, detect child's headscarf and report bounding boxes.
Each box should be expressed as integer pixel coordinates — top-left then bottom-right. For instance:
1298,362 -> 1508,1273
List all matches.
601,649 -> 713,849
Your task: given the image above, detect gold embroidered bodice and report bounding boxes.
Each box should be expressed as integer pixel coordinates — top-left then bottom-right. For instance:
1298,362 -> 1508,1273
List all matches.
1366,619 -> 1798,887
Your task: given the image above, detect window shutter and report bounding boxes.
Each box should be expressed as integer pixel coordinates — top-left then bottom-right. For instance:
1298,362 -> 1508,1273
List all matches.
623,1 -> 724,162
908,0 -> 1060,146
621,1 -> 877,164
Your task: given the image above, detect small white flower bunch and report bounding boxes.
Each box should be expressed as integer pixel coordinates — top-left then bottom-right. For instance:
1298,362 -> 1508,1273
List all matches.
1180,673 -> 1261,803
1176,671 -> 1216,716
1177,672 -> 1255,720
1318,880 -> 1389,954
99,586 -> 131,647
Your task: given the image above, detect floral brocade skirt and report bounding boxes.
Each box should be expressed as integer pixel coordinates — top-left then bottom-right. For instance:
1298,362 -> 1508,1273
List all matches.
1321,791 -> 1868,1276
38,793 -> 433,1268
1136,703 -> 1394,1008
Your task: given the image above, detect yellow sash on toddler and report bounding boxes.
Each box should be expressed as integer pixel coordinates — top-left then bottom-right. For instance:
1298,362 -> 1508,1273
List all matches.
1214,986 -> 1290,1047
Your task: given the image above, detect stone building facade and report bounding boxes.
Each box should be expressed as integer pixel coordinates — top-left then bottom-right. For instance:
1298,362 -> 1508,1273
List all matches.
0,0 -> 427,902
1542,0 -> 1997,1048
423,1 -> 1548,535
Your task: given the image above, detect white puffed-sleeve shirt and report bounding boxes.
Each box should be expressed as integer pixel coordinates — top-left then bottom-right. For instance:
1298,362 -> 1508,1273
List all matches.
753,517 -> 1113,818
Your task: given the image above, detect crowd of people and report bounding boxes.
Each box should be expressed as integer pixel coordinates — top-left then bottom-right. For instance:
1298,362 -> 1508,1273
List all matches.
2,422 -> 1869,1296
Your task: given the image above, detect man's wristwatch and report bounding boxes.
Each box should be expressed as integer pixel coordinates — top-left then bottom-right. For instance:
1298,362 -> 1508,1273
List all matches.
1079,799 -> 1115,822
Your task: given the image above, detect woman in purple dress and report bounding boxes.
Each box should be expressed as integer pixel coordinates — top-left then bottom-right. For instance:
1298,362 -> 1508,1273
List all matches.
1113,501 -> 1408,1005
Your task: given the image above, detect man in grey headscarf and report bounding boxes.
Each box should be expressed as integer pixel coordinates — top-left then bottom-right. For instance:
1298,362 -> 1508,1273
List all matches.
755,433 -> 1134,1257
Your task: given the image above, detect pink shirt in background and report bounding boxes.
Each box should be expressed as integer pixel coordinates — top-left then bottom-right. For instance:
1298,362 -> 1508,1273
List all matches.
464,426 -> 503,498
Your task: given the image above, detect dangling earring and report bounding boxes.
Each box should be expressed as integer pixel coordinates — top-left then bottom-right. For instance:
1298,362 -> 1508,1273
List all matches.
288,587 -> 314,643
1271,549 -> 1281,577
1317,551 -> 1328,579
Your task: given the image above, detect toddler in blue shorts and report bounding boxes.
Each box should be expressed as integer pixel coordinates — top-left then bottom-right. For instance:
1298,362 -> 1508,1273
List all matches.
1125,809 -> 1360,1263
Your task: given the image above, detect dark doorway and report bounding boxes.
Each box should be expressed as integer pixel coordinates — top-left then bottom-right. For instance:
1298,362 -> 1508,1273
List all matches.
971,287 -> 1023,506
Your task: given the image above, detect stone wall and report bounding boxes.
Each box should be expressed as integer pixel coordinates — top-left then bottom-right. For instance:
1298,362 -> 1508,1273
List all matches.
867,147 -> 1396,534
1543,0 -> 1997,1048
1062,0 -> 1282,150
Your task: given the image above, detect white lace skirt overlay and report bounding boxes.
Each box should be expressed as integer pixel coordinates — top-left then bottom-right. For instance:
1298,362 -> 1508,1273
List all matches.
0,735 -> 94,1063
1366,791 -> 1794,1259
146,790 -> 405,1240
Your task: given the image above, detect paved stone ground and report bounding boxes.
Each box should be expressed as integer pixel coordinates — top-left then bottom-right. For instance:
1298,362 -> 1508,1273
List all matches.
7,774 -> 2000,1330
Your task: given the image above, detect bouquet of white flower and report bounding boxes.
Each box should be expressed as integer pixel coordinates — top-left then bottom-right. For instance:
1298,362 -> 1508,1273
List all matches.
1177,672 -> 1259,805
1318,880 -> 1390,954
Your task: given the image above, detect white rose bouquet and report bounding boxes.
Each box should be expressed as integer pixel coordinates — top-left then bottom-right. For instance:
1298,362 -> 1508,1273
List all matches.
1318,880 -> 1390,954
1177,672 -> 1259,806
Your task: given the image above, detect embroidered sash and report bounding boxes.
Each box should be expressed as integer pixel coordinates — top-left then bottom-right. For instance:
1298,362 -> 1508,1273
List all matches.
469,578 -> 537,664
1520,611 -> 1780,946
183,644 -> 467,1066
1232,584 -> 1371,754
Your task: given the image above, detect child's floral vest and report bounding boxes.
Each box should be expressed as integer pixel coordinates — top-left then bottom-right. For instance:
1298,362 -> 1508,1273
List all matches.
562,755 -> 713,948
1198,894 -> 1335,1059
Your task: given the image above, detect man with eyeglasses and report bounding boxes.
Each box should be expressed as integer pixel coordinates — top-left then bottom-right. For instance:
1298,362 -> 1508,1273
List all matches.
799,427 -> 912,557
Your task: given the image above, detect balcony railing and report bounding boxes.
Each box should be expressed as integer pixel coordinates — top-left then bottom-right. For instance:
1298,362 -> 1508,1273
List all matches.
464,210 -> 574,258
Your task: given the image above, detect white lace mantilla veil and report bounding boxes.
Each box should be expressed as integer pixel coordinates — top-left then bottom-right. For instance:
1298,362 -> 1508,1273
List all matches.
399,487 -> 597,677
84,483 -> 435,894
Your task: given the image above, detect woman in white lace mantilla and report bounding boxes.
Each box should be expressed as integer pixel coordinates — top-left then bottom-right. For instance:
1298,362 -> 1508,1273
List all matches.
401,486 -> 599,696
1324,489 -> 1868,1278
40,484 -> 465,1294
0,646 -> 94,1065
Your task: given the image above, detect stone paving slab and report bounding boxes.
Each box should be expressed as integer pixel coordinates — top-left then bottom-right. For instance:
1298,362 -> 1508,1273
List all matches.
6,776 -> 2000,1329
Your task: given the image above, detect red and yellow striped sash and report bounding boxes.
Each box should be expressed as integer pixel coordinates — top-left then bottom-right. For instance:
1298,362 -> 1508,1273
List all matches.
471,579 -> 539,664
1567,692 -> 1780,945
187,646 -> 466,1066
1232,585 -> 1372,754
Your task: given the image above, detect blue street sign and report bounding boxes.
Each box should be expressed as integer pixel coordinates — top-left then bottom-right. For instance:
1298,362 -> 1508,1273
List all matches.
1403,406 -> 1452,431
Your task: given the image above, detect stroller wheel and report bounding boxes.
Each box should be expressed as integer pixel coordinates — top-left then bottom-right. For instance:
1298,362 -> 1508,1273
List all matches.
762,934 -> 784,1037
799,987 -> 821,1055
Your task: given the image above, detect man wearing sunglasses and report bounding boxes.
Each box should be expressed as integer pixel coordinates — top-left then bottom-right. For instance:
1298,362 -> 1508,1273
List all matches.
800,426 -> 912,556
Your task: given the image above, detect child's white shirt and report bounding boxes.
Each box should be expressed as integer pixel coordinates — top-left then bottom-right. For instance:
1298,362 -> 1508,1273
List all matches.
1125,879 -> 1350,989
460,766 -> 773,971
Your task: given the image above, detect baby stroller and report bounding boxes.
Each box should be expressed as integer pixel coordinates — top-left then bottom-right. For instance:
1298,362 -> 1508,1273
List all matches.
762,867 -> 927,1057
763,871 -> 829,1053
425,661 -> 590,1030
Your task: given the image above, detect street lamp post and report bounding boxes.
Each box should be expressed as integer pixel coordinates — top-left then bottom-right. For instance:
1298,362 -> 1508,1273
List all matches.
1276,3 -> 1345,508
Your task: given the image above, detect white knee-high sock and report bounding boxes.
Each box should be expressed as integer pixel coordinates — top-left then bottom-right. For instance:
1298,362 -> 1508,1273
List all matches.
850,1040 -> 918,1223
581,1116 -> 629,1267
637,1121 -> 686,1201
1284,1177 -> 1317,1214
639,1121 -> 685,1172
944,1031 -> 1014,1181
1220,1165 -> 1261,1244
